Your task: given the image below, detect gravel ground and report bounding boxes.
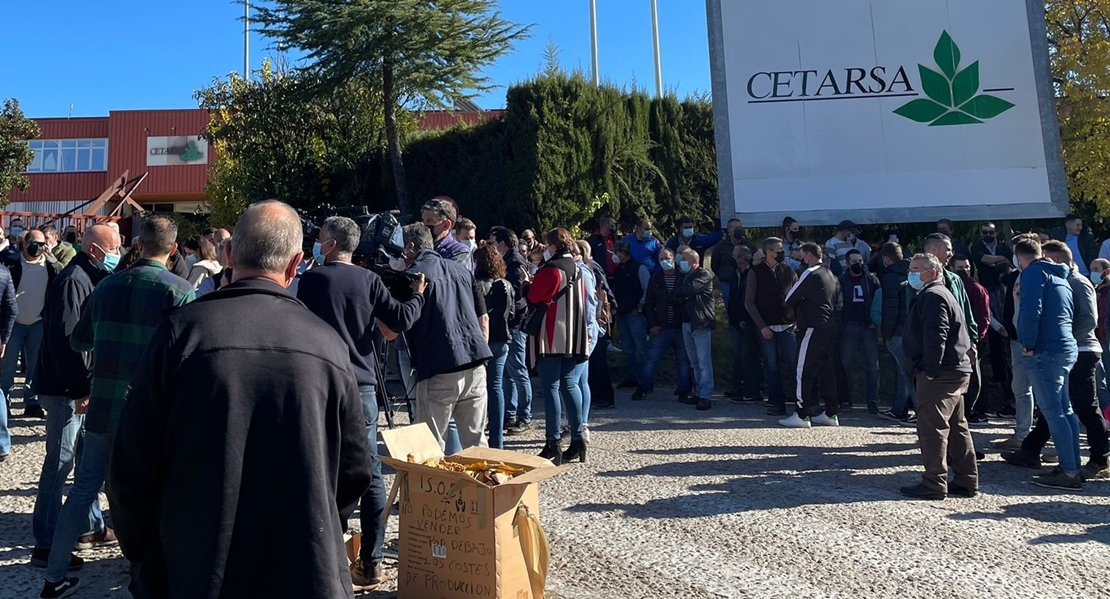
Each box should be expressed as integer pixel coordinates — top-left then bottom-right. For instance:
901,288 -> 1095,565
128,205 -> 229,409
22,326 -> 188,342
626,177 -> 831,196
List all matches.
3,389 -> 1110,599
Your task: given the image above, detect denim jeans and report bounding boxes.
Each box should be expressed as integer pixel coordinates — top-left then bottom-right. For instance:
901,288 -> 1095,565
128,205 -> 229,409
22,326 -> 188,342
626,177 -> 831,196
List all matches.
638,327 -> 691,393
885,336 -> 917,416
720,281 -> 732,307
47,430 -> 113,581
574,359 -> 591,425
358,385 -> 386,565
0,388 -> 9,457
502,329 -> 532,424
538,357 -> 584,441
1023,352 -> 1082,475
841,322 -> 879,411
682,324 -> 714,400
759,329 -> 797,408
616,313 -> 649,383
1,320 -> 43,407
1010,340 -> 1035,439
33,395 -> 103,550
485,342 -> 509,449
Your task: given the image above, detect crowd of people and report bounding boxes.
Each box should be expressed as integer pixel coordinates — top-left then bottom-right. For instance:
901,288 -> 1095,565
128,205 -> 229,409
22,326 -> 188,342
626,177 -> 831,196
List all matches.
0,202 -> 1109,598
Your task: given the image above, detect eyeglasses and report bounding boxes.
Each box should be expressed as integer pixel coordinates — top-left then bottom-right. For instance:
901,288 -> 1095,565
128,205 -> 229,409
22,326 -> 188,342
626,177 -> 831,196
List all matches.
981,230 -> 996,235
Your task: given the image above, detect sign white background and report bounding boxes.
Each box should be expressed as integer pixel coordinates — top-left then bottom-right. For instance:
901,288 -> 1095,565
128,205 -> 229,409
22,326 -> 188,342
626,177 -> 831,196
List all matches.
146,135 -> 208,167
710,0 -> 1067,226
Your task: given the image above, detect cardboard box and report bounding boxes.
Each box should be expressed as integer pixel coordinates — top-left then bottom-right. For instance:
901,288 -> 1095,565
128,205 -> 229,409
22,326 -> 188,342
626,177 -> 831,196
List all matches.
380,424 -> 569,599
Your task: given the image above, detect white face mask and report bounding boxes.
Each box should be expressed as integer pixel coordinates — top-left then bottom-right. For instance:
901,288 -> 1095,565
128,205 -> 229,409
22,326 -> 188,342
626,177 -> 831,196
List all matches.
462,239 -> 477,251
543,249 -> 554,262
389,257 -> 408,272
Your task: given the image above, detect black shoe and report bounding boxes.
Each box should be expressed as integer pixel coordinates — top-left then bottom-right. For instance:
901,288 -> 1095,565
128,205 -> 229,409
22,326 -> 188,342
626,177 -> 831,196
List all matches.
741,395 -> 761,403
593,401 -> 615,411
968,413 -> 990,426
695,398 -> 712,411
975,450 -> 985,461
766,405 -> 787,416
30,550 -> 82,571
675,391 -> 693,403
995,406 -> 1017,419
1001,449 -> 1042,469
867,404 -> 879,415
562,439 -> 587,463
40,577 -> 80,599
1081,460 -> 1109,481
900,483 -> 946,500
538,440 -> 563,465
1032,471 -> 1083,491
679,394 -> 700,405
839,402 -> 853,412
948,484 -> 978,498
23,404 -> 46,419
617,380 -> 638,390
505,420 -> 532,436
725,389 -> 741,399
631,389 -> 648,401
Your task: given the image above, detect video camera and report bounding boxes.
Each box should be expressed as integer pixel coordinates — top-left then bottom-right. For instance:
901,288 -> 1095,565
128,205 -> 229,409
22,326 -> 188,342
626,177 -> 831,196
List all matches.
298,204 -> 415,298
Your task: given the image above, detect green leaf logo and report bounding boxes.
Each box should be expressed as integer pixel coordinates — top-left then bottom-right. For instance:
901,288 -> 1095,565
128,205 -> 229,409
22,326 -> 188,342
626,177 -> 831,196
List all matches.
895,31 -> 1014,127
180,141 -> 204,162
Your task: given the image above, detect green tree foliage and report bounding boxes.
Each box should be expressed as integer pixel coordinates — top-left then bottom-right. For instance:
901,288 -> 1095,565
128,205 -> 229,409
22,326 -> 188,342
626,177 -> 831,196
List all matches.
252,0 -> 533,216
403,72 -> 719,237
1047,1 -> 1110,222
195,61 -> 389,221
0,98 -> 41,206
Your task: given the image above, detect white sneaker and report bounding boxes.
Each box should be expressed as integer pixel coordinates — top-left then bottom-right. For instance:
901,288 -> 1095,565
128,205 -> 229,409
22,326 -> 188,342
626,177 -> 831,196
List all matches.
811,413 -> 839,427
778,413 -> 811,428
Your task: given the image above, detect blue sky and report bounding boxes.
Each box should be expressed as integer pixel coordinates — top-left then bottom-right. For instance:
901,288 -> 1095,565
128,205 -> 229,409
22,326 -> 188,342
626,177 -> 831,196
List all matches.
0,1 -> 711,118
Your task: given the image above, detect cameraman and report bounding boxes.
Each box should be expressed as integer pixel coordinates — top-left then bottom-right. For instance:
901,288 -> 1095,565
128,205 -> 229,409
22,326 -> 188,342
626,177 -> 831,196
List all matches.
296,216 -> 426,593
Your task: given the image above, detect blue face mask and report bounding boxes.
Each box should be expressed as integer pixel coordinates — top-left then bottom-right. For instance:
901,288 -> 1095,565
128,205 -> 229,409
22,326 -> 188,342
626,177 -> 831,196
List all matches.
98,251 -> 120,272
682,227 -> 695,238
660,259 -> 675,272
679,260 -> 692,273
1092,271 -> 1104,285
10,227 -> 23,237
907,272 -> 925,290
312,241 -> 326,264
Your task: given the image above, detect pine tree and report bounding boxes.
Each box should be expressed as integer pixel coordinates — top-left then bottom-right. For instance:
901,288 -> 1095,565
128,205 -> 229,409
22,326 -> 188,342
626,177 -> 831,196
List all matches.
0,99 -> 41,206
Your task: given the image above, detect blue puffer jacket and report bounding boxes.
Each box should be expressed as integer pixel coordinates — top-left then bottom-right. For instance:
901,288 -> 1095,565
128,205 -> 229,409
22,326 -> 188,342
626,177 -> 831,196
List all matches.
1018,258 -> 1077,356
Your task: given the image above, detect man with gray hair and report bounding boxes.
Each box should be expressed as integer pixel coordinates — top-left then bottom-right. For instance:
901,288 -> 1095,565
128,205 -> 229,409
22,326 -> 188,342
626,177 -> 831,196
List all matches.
108,201 -> 372,599
383,223 -> 492,451
297,216 -> 427,591
900,252 -> 977,500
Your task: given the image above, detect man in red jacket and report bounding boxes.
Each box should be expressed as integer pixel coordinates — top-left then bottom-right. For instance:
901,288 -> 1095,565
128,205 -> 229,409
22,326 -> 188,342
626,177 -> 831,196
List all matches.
951,255 -> 991,424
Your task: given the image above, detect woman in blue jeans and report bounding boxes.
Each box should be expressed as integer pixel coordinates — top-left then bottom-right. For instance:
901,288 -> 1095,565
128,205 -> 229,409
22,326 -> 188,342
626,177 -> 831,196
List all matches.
526,229 -> 590,464
473,245 -> 514,449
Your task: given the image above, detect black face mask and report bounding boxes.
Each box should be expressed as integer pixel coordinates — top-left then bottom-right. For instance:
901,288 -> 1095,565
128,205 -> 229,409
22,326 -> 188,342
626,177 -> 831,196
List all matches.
955,269 -> 971,279
65,232 -> 77,244
789,228 -> 802,238
982,235 -> 996,244
775,250 -> 785,263
849,263 -> 863,275
733,229 -> 745,241
26,241 -> 44,258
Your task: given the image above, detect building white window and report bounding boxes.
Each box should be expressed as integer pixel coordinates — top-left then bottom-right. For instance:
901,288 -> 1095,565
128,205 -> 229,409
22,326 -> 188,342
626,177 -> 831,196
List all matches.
26,139 -> 108,173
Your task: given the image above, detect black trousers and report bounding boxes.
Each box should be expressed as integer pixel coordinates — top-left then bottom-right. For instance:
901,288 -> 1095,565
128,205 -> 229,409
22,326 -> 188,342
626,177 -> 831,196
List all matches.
589,333 -> 615,406
1022,351 -> 1109,465
987,328 -> 1014,401
795,326 -> 839,417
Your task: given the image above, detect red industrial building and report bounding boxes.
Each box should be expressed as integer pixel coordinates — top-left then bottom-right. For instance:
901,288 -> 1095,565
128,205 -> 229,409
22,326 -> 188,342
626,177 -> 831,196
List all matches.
3,107 -> 501,231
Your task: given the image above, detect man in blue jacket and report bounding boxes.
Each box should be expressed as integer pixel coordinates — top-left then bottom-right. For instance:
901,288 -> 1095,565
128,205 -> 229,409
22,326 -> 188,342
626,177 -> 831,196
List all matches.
1014,237 -> 1083,490
623,218 -> 663,274
665,217 -> 723,261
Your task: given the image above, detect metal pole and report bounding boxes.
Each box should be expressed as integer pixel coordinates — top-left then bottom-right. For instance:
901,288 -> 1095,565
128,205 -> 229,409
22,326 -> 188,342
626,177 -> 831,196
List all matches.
651,0 -> 663,97
244,0 -> 250,80
590,0 -> 600,87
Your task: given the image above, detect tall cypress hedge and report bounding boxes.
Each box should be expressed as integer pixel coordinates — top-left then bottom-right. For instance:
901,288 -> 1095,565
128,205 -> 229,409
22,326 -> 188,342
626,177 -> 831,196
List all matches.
402,72 -> 719,238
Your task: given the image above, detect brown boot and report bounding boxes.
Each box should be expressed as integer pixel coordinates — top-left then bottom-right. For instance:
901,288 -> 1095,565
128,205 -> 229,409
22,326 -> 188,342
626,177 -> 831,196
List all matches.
350,561 -> 384,593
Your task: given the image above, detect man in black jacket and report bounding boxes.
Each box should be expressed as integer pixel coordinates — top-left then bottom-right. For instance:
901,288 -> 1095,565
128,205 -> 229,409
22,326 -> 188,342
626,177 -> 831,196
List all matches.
746,237 -> 799,416
108,201 -> 372,599
612,241 -> 649,389
297,216 -> 427,592
30,224 -> 119,574
839,250 -> 881,413
490,226 -> 534,432
1,229 -> 62,418
634,248 -> 692,402
781,243 -> 842,428
878,243 -> 916,421
900,253 -> 977,500
726,245 -> 763,402
673,249 -> 716,411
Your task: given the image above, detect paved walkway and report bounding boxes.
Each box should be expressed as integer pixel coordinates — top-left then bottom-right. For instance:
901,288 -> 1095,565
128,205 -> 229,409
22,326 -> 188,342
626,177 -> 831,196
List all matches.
2,394 -> 1109,598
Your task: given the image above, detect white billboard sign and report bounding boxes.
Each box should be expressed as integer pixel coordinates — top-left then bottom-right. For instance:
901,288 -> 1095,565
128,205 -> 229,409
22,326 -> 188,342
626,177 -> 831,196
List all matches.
146,135 -> 208,167
706,0 -> 1068,227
